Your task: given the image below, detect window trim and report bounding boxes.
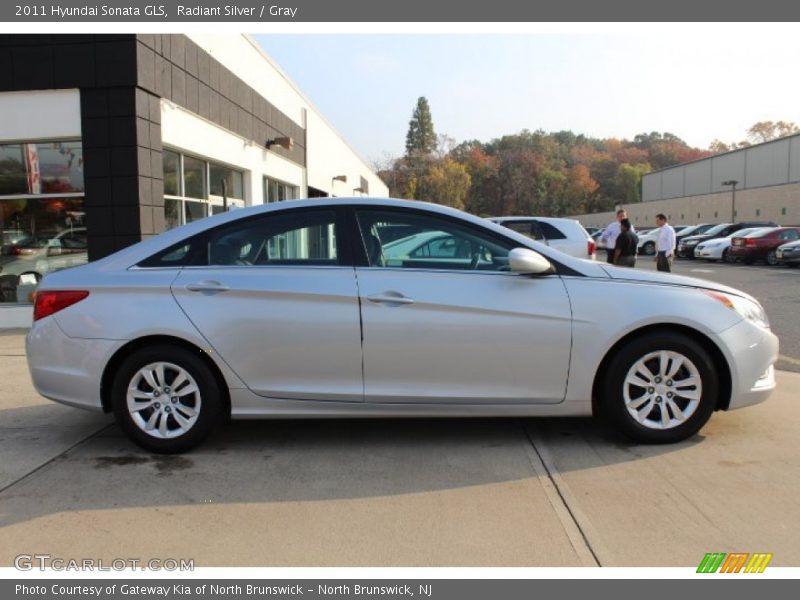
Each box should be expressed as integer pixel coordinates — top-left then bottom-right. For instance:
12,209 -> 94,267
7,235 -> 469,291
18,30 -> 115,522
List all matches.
137,206 -> 352,269
348,206 -> 570,275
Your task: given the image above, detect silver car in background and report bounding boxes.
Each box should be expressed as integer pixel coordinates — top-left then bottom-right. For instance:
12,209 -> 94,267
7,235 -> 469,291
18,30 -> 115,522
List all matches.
27,198 -> 778,453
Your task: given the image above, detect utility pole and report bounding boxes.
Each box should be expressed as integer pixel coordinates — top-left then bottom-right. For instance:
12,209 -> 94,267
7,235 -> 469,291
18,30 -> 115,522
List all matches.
722,180 -> 738,222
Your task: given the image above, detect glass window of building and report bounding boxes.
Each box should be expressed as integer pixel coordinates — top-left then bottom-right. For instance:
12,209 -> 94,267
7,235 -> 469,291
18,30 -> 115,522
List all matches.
0,140 -> 86,305
209,162 -> 244,200
264,176 -> 298,203
163,150 -> 246,229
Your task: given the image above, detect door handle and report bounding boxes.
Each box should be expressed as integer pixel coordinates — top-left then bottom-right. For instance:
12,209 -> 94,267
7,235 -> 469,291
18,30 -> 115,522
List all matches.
185,281 -> 230,293
366,293 -> 414,305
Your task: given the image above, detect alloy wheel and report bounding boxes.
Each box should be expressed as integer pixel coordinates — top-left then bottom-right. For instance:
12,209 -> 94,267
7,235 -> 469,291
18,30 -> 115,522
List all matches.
622,350 -> 702,430
126,362 -> 202,439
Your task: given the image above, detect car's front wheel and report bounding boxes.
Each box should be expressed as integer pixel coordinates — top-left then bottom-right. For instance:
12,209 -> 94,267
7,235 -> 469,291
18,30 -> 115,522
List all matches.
600,332 -> 719,443
641,241 -> 655,256
111,344 -> 224,453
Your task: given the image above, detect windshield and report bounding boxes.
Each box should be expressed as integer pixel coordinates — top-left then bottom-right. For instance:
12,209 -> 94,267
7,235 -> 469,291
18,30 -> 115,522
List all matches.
702,223 -> 732,236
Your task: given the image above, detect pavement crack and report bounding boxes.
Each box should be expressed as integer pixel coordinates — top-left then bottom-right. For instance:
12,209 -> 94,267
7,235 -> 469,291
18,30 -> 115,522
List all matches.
0,423 -> 114,497
521,422 -> 605,567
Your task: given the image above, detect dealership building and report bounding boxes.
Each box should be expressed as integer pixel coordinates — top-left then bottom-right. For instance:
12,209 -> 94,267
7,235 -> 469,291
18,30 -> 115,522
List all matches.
0,34 -> 388,326
573,133 -> 800,229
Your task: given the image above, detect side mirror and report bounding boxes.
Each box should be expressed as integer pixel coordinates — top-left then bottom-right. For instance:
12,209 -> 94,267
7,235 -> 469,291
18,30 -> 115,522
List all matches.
509,247 -> 553,275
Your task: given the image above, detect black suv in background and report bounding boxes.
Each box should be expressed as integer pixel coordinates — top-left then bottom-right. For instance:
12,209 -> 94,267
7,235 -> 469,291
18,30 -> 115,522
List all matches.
677,221 -> 779,258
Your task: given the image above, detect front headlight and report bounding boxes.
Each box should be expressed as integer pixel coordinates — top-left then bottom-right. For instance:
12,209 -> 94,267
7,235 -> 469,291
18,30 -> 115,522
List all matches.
705,290 -> 770,329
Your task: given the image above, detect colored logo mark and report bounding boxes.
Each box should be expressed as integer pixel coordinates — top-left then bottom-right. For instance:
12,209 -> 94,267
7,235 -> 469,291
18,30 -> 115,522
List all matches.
697,552 -> 773,573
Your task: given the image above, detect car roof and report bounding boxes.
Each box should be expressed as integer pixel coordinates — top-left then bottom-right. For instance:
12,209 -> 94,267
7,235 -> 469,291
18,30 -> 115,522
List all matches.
488,216 -> 581,225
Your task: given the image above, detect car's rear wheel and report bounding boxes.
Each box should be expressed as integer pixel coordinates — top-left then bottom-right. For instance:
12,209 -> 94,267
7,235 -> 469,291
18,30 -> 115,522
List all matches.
642,241 -> 655,256
723,248 -> 735,263
766,250 -> 778,266
600,332 -> 718,443
111,345 -> 224,453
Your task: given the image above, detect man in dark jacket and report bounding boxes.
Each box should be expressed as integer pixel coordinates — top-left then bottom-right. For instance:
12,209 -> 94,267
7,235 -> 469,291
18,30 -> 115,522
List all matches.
613,218 -> 638,267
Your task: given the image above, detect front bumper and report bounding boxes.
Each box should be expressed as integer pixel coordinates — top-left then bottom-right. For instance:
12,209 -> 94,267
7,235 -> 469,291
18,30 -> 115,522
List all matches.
677,245 -> 698,258
695,246 -> 722,259
776,249 -> 800,263
714,318 -> 778,410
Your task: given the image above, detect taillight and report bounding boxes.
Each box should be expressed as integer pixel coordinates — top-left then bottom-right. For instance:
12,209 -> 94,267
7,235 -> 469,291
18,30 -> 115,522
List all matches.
33,290 -> 89,321
588,240 -> 596,256
745,238 -> 756,247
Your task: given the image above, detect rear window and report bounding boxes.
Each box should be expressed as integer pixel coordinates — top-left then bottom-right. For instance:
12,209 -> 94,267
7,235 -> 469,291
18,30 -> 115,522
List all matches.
536,221 -> 567,240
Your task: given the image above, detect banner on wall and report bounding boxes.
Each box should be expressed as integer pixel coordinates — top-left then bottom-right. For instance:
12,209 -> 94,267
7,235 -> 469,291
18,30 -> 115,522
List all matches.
23,143 -> 41,195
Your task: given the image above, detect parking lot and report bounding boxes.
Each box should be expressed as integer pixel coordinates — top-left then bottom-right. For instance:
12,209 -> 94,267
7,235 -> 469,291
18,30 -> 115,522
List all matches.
1,259 -> 798,568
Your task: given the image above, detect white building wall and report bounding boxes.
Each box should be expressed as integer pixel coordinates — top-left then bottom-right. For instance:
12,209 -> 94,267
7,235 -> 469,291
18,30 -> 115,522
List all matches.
0,89 -> 81,141
160,101 -> 305,204
187,34 -> 387,198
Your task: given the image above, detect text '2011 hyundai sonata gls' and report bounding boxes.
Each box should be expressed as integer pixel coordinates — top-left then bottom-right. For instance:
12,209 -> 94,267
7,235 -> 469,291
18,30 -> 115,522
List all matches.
26,198 -> 778,453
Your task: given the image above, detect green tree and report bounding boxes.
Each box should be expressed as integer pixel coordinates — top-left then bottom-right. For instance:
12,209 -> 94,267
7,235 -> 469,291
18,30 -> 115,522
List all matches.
616,163 -> 652,204
405,97 -> 437,157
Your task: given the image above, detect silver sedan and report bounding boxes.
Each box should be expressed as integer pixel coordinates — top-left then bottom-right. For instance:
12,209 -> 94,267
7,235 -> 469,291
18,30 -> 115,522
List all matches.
26,198 -> 778,453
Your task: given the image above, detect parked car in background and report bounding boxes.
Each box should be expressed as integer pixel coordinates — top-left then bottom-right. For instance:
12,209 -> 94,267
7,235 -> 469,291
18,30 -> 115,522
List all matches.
775,238 -> 800,267
635,225 -> 688,256
26,198 -> 778,453
676,223 -> 715,245
678,221 -> 779,259
488,216 -> 596,260
0,227 -> 88,282
729,227 -> 800,265
694,227 -> 776,263
584,226 -> 602,236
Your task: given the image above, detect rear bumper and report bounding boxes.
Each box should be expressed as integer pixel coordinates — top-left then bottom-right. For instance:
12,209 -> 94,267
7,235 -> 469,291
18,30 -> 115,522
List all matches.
714,318 -> 778,410
26,317 -> 119,412
729,247 -> 763,260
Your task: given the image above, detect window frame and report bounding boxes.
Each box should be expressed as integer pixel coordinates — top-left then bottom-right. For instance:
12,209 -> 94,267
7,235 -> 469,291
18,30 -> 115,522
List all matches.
138,206 -> 352,269
163,148 -> 247,229
350,206 -> 546,274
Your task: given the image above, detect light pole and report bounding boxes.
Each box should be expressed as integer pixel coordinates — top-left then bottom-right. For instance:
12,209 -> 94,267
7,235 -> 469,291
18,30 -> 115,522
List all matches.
722,180 -> 738,222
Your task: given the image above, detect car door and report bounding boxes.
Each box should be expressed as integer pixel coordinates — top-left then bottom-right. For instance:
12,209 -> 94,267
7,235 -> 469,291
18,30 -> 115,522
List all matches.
353,207 -> 573,405
171,207 -> 364,402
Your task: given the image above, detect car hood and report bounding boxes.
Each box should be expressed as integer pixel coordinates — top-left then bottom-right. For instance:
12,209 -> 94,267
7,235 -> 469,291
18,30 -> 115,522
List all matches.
598,264 -> 757,301
680,234 -> 713,244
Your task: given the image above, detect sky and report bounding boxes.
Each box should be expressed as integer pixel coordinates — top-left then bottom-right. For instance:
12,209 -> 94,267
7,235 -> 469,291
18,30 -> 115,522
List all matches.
254,29 -> 800,166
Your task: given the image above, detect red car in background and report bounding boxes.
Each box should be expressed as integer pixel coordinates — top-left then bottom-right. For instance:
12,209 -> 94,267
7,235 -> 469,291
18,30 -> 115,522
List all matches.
729,227 -> 800,265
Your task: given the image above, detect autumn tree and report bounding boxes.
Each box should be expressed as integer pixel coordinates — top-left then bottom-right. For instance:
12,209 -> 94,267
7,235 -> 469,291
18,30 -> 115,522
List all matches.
405,97 -> 437,158
746,121 -> 800,144
415,158 -> 472,209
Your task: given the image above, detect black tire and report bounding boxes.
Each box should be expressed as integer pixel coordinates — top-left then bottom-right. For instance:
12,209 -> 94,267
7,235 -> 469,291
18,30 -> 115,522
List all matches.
722,248 -> 735,264
642,242 -> 655,256
111,344 -> 224,453
766,250 -> 778,266
600,332 -> 719,444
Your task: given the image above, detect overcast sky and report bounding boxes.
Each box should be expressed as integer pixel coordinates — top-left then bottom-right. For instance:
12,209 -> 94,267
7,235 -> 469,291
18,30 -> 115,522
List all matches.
254,29 -> 800,165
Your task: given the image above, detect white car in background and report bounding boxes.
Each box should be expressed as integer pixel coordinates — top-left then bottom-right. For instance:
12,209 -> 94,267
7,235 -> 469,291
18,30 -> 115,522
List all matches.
636,226 -> 688,256
694,227 -> 776,263
488,216 -> 596,260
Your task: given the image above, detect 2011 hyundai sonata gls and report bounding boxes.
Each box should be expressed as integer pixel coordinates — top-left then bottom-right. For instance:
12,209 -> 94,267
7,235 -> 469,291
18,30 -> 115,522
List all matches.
26,198 -> 778,453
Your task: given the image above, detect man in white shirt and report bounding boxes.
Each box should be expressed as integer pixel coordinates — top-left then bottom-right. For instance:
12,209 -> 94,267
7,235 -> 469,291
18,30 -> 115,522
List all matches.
655,213 -> 676,272
600,209 -> 634,264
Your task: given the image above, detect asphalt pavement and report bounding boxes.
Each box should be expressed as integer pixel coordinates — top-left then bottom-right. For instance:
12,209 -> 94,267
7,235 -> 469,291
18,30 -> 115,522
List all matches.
1,329 -> 798,567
